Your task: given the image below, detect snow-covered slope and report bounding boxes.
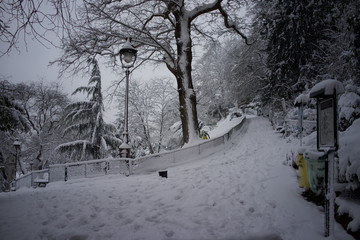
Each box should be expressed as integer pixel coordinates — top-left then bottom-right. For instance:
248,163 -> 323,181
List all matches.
207,114 -> 245,139
0,117 -> 354,240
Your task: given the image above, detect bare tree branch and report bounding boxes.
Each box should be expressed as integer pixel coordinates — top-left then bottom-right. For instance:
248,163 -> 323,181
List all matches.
217,3 -> 251,45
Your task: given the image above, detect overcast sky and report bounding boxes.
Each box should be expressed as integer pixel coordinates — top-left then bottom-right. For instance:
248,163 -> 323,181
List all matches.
0,34 -> 172,122
0,36 -> 171,92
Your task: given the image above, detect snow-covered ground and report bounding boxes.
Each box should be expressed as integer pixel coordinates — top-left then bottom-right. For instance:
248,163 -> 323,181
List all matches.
0,117 -> 354,240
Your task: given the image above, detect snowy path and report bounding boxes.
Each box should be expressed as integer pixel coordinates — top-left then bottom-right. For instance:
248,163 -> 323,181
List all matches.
0,117 -> 354,240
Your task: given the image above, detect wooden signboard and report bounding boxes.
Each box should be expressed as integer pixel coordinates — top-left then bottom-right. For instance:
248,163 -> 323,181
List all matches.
317,97 -> 337,151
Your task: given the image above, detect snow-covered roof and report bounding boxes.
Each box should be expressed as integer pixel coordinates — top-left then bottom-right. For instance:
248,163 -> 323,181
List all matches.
309,79 -> 345,98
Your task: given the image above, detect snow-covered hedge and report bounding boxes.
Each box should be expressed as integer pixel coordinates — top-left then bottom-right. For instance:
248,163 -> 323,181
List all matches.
338,84 -> 360,131
338,118 -> 360,191
336,196 -> 360,232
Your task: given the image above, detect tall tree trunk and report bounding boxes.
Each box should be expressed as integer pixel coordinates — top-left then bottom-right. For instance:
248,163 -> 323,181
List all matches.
157,108 -> 165,153
173,10 -> 200,144
36,145 -> 43,170
142,121 -> 154,154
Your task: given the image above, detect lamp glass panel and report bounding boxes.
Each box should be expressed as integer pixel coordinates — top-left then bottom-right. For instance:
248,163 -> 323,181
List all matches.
123,52 -> 134,64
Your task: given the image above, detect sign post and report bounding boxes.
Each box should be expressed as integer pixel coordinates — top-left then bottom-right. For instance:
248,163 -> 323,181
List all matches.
310,80 -> 345,237
318,95 -> 337,238
309,80 -> 344,237
294,94 -> 309,147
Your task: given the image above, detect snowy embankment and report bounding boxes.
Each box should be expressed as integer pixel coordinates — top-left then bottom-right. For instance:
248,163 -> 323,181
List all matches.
0,117 -> 354,240
207,114 -> 244,139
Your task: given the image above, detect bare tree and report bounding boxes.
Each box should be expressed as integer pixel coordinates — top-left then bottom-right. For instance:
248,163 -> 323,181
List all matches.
55,0 -> 249,144
0,79 -> 69,170
116,77 -> 177,156
14,81 -> 69,169
151,78 -> 178,152
0,0 -> 63,55
1,0 -> 249,144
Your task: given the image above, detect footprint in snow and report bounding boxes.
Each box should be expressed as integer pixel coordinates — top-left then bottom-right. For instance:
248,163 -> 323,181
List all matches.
165,230 -> 175,238
66,213 -> 75,220
69,235 -> 88,240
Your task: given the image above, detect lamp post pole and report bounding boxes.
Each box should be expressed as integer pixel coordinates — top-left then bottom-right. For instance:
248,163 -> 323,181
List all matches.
124,68 -> 130,145
119,37 -> 137,159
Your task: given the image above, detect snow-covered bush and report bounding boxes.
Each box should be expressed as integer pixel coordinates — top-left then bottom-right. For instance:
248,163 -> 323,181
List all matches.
336,197 -> 360,233
302,131 -> 317,148
283,106 -> 316,138
338,84 -> 360,131
338,118 -> 360,191
302,108 -> 316,121
244,108 -> 257,115
286,107 -> 313,121
131,136 -> 151,158
163,121 -> 183,150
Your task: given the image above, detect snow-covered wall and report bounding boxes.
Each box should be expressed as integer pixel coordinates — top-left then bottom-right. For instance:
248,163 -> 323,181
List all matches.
133,117 -> 246,174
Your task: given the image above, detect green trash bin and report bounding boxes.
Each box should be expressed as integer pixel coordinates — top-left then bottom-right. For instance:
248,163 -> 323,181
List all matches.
304,149 -> 326,196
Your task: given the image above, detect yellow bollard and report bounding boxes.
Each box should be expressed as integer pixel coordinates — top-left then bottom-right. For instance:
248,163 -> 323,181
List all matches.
296,153 -> 310,190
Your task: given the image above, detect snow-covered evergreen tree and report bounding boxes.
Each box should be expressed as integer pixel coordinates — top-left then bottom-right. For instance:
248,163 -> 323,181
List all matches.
320,0 -> 360,85
57,59 -> 121,161
258,0 -> 337,101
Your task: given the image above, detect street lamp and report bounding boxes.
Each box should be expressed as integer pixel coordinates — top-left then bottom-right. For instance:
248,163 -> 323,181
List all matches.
13,139 -> 21,179
119,37 -> 137,158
